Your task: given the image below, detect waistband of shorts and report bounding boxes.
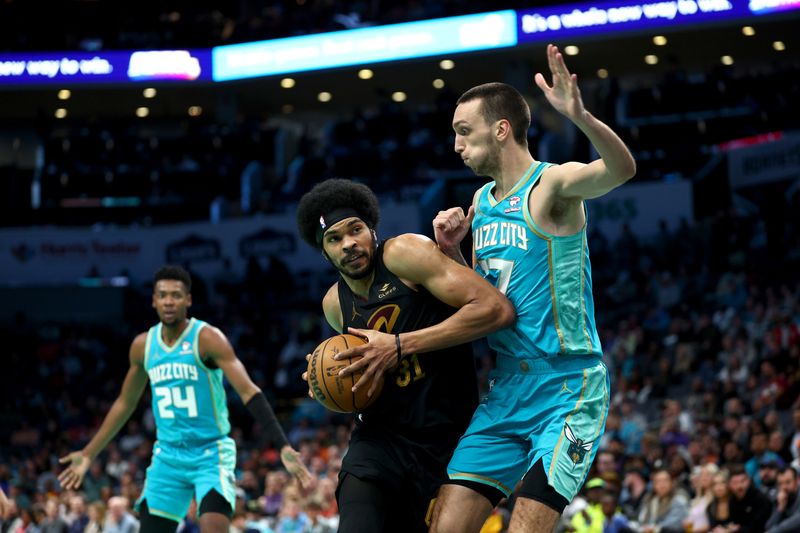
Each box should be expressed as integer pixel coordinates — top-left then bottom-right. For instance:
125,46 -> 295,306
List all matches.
494,354 -> 602,374
156,435 -> 232,448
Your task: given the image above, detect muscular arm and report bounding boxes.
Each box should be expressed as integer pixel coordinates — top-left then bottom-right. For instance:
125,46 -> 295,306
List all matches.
200,326 -> 260,403
385,233 -> 515,354
535,44 -> 635,200
546,114 -> 636,200
201,327 -> 311,485
82,334 -> 149,459
322,284 -> 344,333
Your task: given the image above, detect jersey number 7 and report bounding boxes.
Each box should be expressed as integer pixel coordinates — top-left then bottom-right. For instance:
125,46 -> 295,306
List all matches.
477,258 -> 514,295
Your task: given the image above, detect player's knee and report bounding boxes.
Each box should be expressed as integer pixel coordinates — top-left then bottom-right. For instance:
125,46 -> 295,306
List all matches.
429,486 -> 490,533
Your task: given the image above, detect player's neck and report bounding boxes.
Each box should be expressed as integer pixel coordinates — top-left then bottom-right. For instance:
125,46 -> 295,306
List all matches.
342,270 -> 376,299
492,150 -> 536,199
161,318 -> 190,346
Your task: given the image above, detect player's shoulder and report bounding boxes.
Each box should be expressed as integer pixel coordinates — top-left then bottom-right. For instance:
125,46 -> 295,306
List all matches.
384,233 -> 436,258
130,332 -> 149,362
323,282 -> 339,305
198,322 -> 226,343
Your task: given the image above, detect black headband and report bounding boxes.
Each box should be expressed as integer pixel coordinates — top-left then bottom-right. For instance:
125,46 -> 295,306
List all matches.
315,207 -> 365,246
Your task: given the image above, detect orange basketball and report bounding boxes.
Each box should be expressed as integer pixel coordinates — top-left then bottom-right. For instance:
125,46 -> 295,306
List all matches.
307,334 -> 384,413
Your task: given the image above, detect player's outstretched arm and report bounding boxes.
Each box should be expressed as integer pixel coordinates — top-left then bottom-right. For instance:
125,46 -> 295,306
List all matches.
201,327 -> 313,489
535,43 -> 636,199
59,334 -> 149,490
338,234 -> 515,393
0,487 -> 9,517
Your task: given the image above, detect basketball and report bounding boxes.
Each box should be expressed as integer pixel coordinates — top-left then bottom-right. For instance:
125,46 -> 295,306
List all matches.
307,334 -> 384,413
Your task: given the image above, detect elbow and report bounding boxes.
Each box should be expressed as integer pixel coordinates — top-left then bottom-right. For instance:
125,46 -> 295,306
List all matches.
492,298 -> 516,330
621,156 -> 636,182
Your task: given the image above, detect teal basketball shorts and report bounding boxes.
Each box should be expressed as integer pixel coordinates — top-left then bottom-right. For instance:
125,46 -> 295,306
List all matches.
135,436 -> 237,522
447,355 -> 609,501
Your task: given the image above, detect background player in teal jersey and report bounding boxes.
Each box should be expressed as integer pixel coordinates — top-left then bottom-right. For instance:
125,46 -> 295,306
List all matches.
429,44 -> 637,533
58,265 -> 311,533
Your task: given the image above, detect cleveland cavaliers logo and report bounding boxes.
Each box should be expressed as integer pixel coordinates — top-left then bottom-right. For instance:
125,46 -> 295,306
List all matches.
366,304 -> 400,334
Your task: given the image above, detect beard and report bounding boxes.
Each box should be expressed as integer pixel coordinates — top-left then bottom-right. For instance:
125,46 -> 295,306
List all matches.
465,145 -> 501,178
336,252 -> 375,279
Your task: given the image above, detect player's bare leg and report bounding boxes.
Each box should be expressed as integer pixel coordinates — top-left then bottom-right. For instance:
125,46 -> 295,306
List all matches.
199,512 -> 229,533
507,497 -> 560,533
429,484 -> 493,533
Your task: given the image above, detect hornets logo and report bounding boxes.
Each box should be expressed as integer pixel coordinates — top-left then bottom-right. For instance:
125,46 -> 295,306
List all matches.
564,423 -> 597,465
366,304 -> 400,333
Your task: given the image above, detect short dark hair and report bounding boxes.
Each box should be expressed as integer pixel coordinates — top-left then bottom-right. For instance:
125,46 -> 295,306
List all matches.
296,179 -> 380,248
457,82 -> 531,146
727,464 -> 748,479
153,265 -> 192,293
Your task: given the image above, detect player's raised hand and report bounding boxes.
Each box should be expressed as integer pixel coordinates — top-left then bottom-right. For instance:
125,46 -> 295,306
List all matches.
280,445 -> 314,490
58,451 -> 91,490
535,44 -> 586,121
335,327 -> 395,397
433,205 -> 474,251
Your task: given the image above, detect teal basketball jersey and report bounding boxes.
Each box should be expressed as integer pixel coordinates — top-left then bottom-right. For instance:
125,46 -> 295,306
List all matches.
473,161 -> 602,360
144,318 -> 231,443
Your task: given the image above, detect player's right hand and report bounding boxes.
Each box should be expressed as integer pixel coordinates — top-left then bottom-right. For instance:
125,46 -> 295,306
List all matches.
280,445 -> 314,490
433,206 -> 474,252
58,451 -> 91,490
302,353 -> 314,399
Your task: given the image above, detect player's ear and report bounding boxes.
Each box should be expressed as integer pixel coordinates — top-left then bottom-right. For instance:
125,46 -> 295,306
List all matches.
321,250 -> 331,262
496,119 -> 511,141
371,229 -> 377,242
186,293 -> 192,308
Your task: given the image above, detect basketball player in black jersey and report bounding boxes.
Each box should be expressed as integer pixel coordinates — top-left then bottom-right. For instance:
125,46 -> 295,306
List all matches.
297,179 -> 515,533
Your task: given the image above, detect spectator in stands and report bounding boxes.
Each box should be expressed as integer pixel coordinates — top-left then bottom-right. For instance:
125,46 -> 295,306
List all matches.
765,466 -> 800,533
103,496 -> 138,533
64,494 -> 88,533
620,468 -> 648,520
600,491 -> 632,533
84,501 -> 105,533
637,469 -> 688,533
727,464 -> 772,533
567,478 -> 605,533
39,499 -> 67,533
684,463 -> 718,533
759,458 -> 783,502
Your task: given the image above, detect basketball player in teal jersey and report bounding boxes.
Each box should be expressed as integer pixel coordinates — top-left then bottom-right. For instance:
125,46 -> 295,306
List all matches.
429,45 -> 637,532
58,265 -> 311,533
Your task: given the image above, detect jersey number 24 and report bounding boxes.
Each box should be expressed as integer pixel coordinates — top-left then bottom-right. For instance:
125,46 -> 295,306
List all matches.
155,386 -> 198,418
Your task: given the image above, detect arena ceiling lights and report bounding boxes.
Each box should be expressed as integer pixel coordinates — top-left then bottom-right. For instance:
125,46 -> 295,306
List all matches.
0,0 -> 797,87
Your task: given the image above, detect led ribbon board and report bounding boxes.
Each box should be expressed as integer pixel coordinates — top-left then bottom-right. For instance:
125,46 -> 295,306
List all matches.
212,10 -> 518,81
0,50 -> 212,86
517,0 -> 800,42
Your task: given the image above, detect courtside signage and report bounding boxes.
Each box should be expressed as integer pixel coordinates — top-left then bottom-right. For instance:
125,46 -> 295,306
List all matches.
212,11 -> 517,81
0,49 -> 212,86
517,0 -> 800,42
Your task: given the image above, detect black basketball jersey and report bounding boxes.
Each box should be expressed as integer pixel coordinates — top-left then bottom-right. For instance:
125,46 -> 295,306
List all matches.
337,240 -> 479,459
